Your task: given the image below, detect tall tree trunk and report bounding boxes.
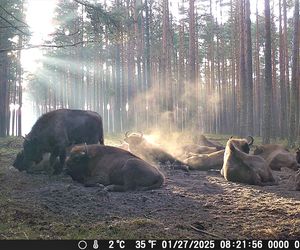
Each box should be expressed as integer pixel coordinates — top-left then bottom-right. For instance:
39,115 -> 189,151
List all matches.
254,0 -> 261,136
239,0 -> 247,136
178,20 -> 185,131
188,0 -> 196,87
0,48 -> 9,136
279,0 -> 287,139
245,0 -> 253,135
288,0 -> 299,146
17,33 -> 23,136
262,0 -> 273,144
283,0 -> 290,128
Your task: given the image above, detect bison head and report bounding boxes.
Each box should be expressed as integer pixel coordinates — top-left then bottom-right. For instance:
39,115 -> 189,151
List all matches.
227,136 -> 254,154
65,145 -> 89,182
194,134 -> 212,144
23,136 -> 43,164
124,131 -> 144,146
13,150 -> 31,171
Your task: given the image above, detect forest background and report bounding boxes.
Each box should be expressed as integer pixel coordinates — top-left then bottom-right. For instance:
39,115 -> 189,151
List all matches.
0,0 -> 299,146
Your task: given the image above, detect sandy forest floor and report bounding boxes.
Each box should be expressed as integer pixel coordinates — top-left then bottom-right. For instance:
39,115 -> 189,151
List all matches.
0,136 -> 299,240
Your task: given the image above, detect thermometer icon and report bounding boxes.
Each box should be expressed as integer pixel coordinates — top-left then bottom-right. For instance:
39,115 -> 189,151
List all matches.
93,240 -> 99,249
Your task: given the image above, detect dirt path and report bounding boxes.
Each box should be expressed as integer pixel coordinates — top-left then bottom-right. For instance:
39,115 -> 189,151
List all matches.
0,138 -> 299,239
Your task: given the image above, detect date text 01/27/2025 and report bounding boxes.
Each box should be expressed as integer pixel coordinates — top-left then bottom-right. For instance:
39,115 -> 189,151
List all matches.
104,240 -> 299,249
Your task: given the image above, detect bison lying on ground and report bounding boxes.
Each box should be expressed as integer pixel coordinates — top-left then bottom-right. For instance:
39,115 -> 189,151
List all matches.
13,109 -> 104,174
65,144 -> 165,192
124,132 -> 189,171
179,145 -> 222,158
253,144 -> 299,171
194,134 -> 225,150
183,150 -> 225,171
221,137 -> 276,186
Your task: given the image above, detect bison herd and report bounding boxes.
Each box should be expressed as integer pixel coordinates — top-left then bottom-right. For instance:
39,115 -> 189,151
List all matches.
13,109 -> 300,192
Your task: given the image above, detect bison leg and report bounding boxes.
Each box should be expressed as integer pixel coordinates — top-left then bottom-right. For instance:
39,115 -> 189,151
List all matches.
83,178 -> 103,187
173,161 -> 189,172
84,182 -> 105,188
49,153 -> 60,174
104,184 -> 128,192
50,149 -> 65,175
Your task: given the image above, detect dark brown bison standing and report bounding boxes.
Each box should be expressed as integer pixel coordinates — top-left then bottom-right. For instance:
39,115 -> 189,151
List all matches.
13,109 -> 104,174
221,137 -> 276,186
65,144 -> 165,191
124,132 -> 189,171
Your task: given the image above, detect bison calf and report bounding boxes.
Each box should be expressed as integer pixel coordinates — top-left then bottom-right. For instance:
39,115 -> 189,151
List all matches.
221,138 -> 276,186
65,144 -> 165,192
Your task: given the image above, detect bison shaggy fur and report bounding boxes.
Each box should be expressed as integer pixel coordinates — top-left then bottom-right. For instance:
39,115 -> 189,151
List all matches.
221,138 -> 276,186
65,144 -> 165,192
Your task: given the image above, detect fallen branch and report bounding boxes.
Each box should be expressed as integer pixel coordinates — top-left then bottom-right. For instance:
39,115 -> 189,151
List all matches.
148,208 -> 179,214
0,40 -> 99,53
143,214 -> 151,219
190,225 -> 226,239
23,231 -> 29,239
0,234 -> 8,239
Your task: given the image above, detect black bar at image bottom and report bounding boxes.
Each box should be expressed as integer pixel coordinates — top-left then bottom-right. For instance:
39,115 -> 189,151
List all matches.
0,239 -> 299,250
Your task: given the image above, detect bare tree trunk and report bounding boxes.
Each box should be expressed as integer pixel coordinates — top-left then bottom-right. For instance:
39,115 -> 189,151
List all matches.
254,0 -> 261,136
17,33 -> 23,136
0,48 -> 9,137
283,0 -> 290,128
288,0 -> 299,146
262,0 -> 273,144
279,0 -> 287,139
239,0 -> 247,136
245,0 -> 253,135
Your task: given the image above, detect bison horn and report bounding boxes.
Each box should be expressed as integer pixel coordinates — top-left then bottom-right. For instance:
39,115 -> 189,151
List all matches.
247,136 -> 254,146
138,131 -> 143,138
125,131 -> 130,138
22,134 -> 29,141
84,143 -> 89,155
